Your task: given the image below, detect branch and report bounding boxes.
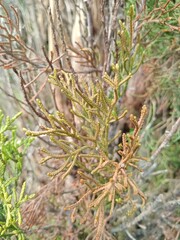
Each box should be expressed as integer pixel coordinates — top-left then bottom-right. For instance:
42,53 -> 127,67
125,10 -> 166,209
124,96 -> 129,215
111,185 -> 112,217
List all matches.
143,118 -> 180,178
112,194 -> 180,233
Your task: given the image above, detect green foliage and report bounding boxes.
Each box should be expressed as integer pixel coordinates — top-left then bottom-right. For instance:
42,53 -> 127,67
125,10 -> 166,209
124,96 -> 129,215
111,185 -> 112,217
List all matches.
0,110 -> 34,239
161,136 -> 180,173
113,5 -> 145,98
141,0 -> 180,169
117,11 -> 144,74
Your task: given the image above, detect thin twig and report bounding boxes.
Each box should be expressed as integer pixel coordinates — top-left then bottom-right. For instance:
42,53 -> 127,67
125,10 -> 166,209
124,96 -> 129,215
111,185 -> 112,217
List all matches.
48,5 -> 62,70
55,0 -> 77,81
85,0 -> 93,48
18,71 -> 48,122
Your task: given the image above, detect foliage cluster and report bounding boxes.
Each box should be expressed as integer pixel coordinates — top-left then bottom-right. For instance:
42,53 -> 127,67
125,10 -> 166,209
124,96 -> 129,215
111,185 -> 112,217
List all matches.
0,111 -> 33,239
23,8 -> 149,238
140,0 -> 180,180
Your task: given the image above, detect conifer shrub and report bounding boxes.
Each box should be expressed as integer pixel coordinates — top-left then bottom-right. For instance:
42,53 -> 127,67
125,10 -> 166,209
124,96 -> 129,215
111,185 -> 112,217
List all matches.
24,8 -> 148,238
